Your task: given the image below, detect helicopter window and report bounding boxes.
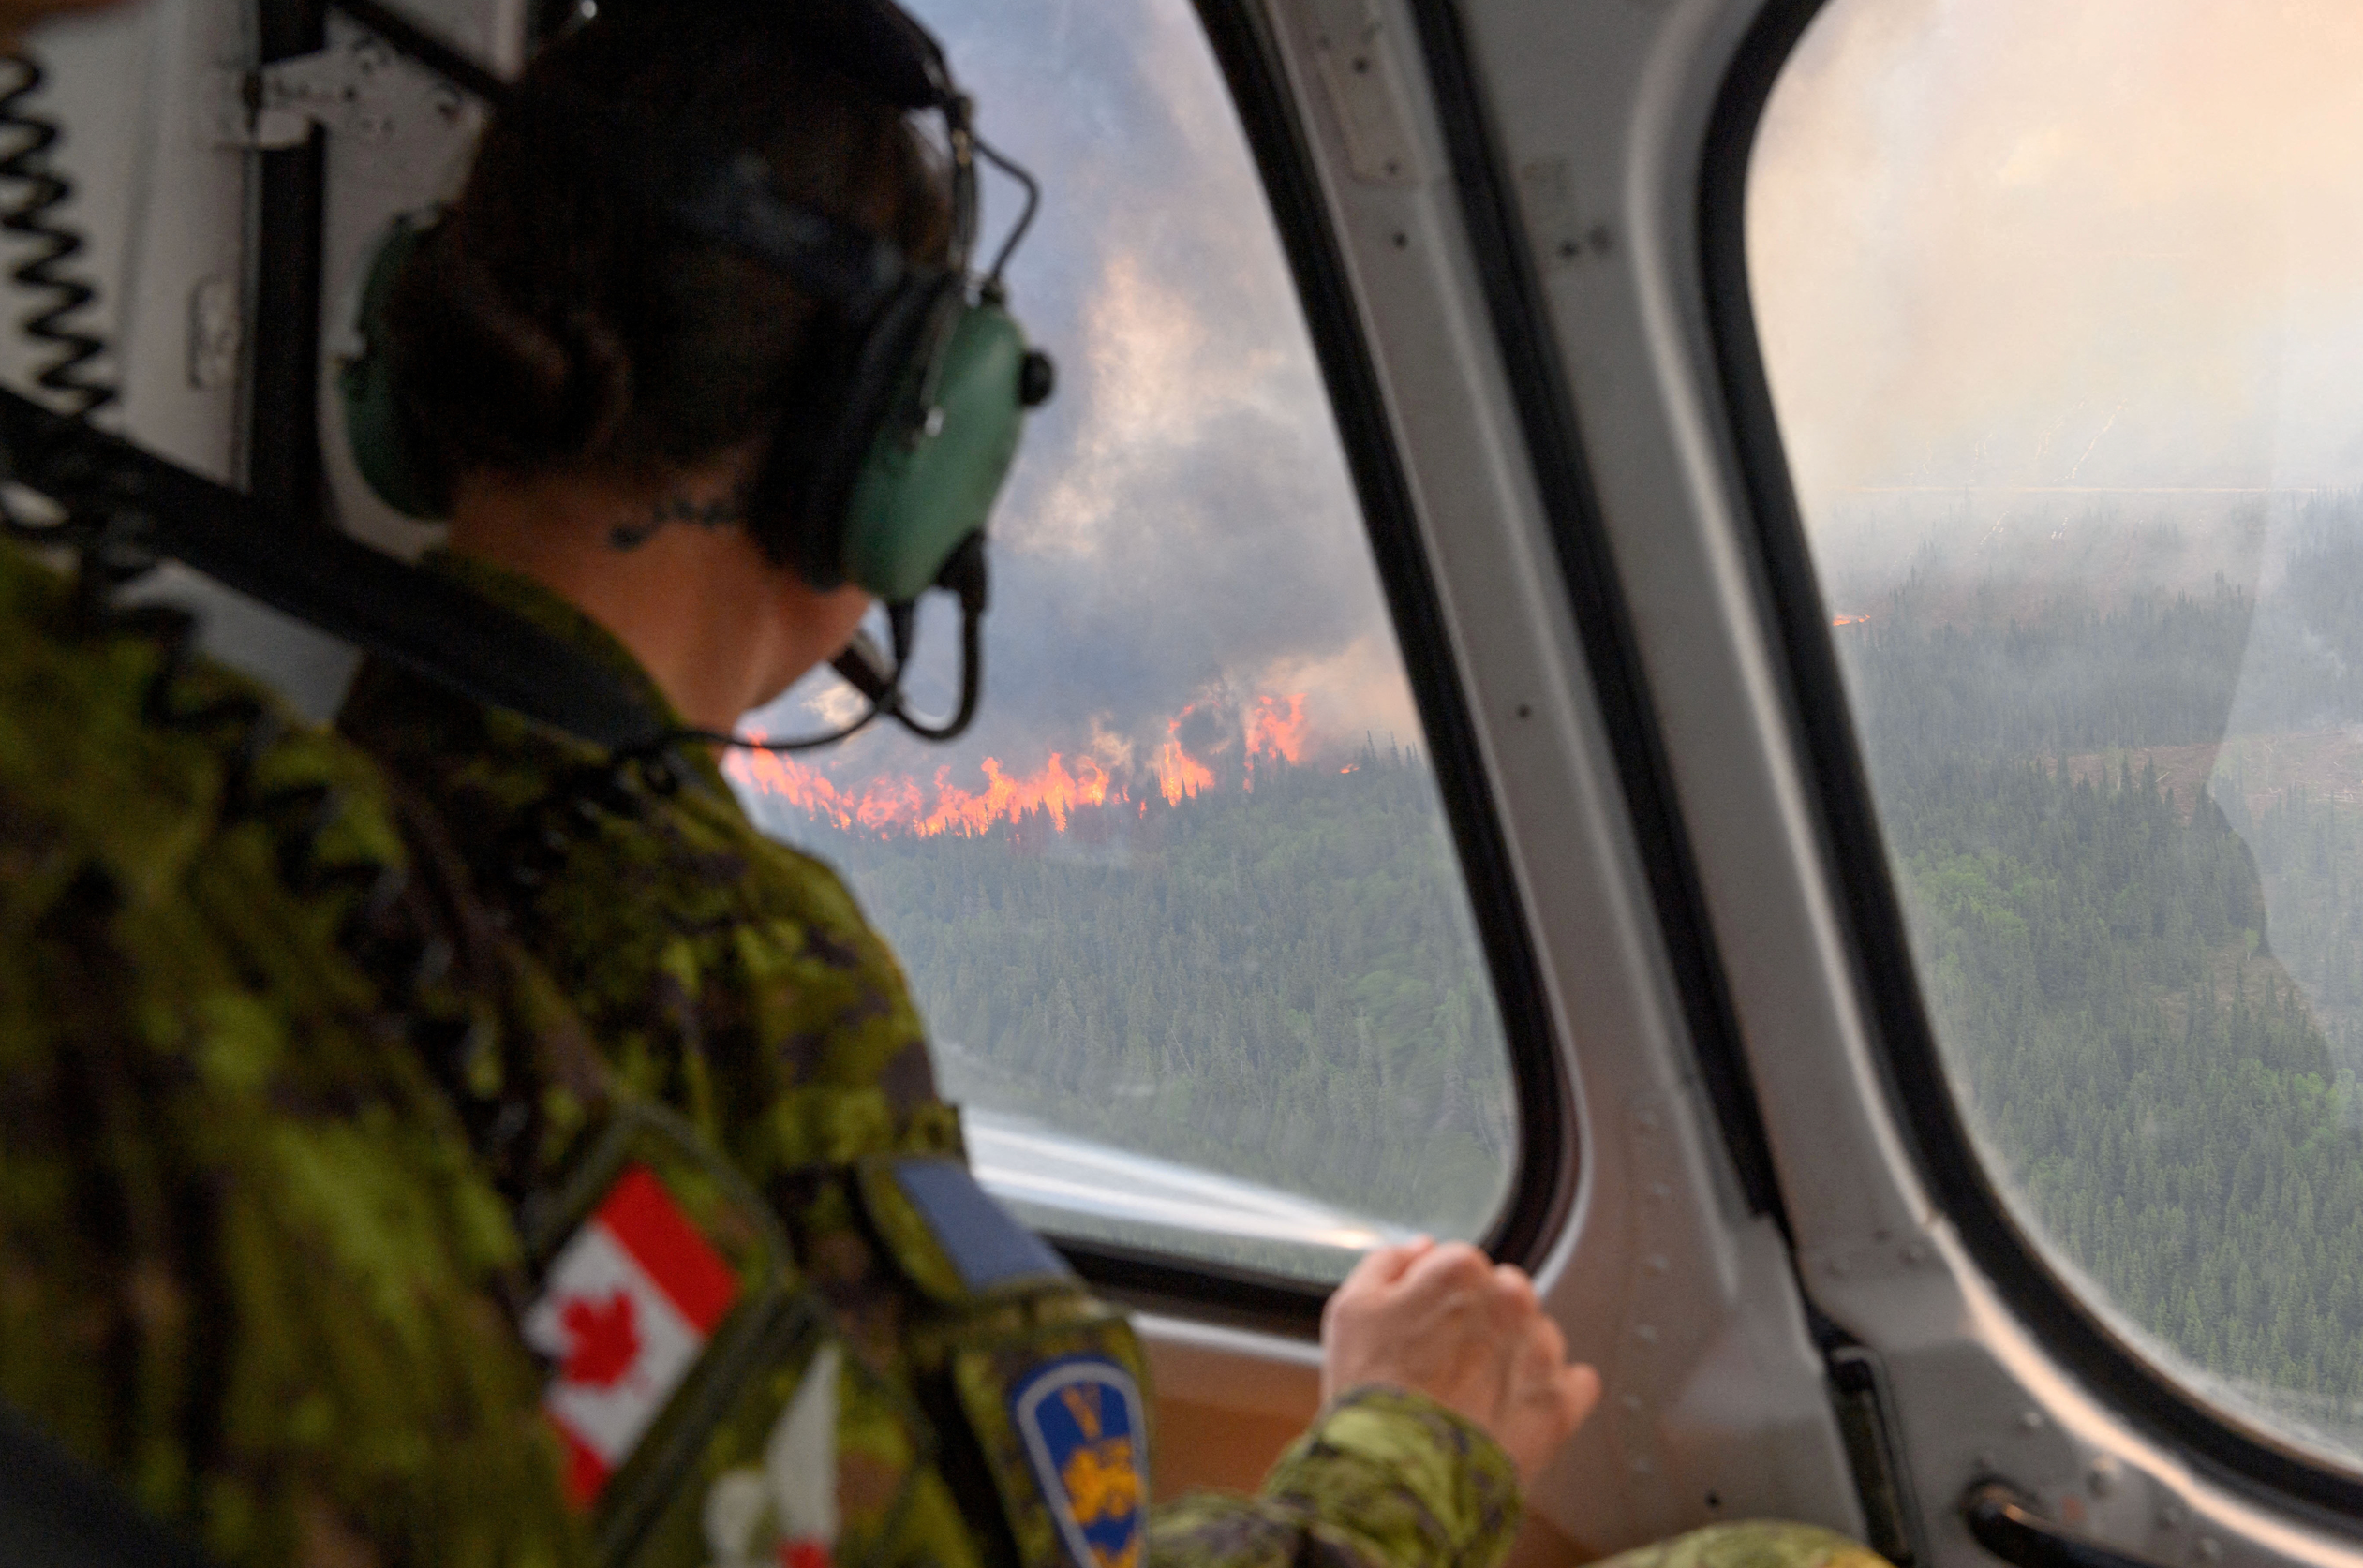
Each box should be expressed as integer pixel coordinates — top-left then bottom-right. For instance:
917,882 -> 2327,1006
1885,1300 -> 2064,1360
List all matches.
1748,0 -> 2363,1472
727,0 -> 1521,1285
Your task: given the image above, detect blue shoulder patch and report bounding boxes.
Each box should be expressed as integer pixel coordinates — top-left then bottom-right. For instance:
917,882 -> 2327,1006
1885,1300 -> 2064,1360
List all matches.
1010,1355 -> 1147,1568
893,1157 -> 1071,1293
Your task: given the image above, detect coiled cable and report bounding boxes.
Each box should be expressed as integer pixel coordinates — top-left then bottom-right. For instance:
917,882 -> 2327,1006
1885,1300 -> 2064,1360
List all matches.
0,52 -> 114,422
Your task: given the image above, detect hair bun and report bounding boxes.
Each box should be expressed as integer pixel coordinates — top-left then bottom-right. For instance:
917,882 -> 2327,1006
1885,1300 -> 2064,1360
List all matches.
388,218 -> 637,481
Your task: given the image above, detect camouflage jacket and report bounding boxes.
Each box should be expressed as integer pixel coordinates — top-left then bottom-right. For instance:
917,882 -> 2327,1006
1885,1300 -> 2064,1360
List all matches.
0,536 -> 590,1566
337,554 -> 1528,1568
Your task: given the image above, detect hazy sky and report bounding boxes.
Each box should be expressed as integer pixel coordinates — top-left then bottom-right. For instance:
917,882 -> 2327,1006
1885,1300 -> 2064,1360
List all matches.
1751,0 -> 2363,520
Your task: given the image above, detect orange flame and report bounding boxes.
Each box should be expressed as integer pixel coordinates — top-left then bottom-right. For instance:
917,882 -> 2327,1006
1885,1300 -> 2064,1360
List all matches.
731,693 -> 1315,836
921,752 -> 1115,835
1831,614 -> 1871,627
731,744 -> 1117,836
1243,694 -> 1308,765
1155,719 -> 1216,804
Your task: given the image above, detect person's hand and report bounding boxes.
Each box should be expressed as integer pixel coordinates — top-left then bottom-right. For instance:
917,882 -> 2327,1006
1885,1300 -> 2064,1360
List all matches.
1321,1235 -> 1601,1485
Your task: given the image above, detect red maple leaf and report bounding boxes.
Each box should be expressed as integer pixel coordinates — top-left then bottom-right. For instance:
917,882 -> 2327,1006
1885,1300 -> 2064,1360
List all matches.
558,1290 -> 642,1389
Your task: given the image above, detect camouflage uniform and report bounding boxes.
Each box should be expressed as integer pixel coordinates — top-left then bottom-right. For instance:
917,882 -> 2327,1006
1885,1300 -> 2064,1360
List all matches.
339,554 -> 1533,1568
0,535 -> 590,1566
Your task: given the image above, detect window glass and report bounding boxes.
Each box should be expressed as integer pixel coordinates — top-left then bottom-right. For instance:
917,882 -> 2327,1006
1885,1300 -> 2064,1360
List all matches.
1752,0 -> 2363,1464
726,0 -> 1517,1282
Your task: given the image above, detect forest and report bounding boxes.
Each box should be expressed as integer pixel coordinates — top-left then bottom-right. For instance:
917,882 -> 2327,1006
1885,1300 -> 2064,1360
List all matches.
743,740 -> 1518,1274
1838,503 -> 2363,1450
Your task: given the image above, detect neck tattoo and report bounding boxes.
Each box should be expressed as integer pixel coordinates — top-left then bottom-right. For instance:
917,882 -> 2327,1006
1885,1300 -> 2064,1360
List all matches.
608,487 -> 749,552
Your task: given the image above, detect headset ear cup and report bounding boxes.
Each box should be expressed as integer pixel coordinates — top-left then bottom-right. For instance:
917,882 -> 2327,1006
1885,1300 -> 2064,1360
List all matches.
337,213 -> 449,520
777,274 -> 959,586
837,297 -> 1031,603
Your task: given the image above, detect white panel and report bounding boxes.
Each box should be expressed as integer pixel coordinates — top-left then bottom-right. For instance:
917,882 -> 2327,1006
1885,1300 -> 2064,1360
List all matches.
4,0 -> 248,480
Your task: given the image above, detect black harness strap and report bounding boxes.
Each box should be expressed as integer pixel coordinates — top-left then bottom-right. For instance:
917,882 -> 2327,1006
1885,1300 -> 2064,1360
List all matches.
0,386 -> 675,754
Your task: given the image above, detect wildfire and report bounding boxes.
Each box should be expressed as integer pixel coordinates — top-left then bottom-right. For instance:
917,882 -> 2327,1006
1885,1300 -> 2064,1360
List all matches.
1154,728 -> 1215,804
729,692 -> 1315,837
1243,694 -> 1308,765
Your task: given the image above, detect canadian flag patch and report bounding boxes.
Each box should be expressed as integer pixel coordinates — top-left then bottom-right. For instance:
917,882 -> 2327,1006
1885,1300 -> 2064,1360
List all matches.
524,1163 -> 741,1506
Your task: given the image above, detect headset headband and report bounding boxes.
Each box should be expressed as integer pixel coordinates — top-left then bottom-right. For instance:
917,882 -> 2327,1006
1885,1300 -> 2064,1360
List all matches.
666,152 -> 913,318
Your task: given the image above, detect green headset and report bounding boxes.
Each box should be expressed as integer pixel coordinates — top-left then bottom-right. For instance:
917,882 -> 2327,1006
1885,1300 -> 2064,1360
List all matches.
335,0 -> 1051,741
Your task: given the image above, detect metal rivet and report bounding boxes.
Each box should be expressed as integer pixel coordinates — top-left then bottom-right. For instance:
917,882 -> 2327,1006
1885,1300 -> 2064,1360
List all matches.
2161,1503 -> 2186,1528
2198,1540 -> 2222,1562
1633,1324 -> 1658,1344
2019,1410 -> 2045,1432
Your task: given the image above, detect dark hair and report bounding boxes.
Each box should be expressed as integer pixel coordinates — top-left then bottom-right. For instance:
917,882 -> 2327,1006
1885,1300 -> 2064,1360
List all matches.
383,7 -> 952,538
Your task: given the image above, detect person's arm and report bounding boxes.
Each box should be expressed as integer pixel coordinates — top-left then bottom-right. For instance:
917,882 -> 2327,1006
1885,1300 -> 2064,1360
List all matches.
1149,1238 -> 1601,1568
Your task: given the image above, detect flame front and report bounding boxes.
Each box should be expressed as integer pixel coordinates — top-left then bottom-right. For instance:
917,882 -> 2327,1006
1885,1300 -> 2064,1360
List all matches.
731,693 -> 1315,836
1243,694 -> 1308,765
1155,719 -> 1215,805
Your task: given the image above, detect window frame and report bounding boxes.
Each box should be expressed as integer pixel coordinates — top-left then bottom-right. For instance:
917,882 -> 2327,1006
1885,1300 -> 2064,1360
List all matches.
1396,0 -> 1791,1236
1698,0 -> 2363,1524
1027,0 -> 1578,1328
